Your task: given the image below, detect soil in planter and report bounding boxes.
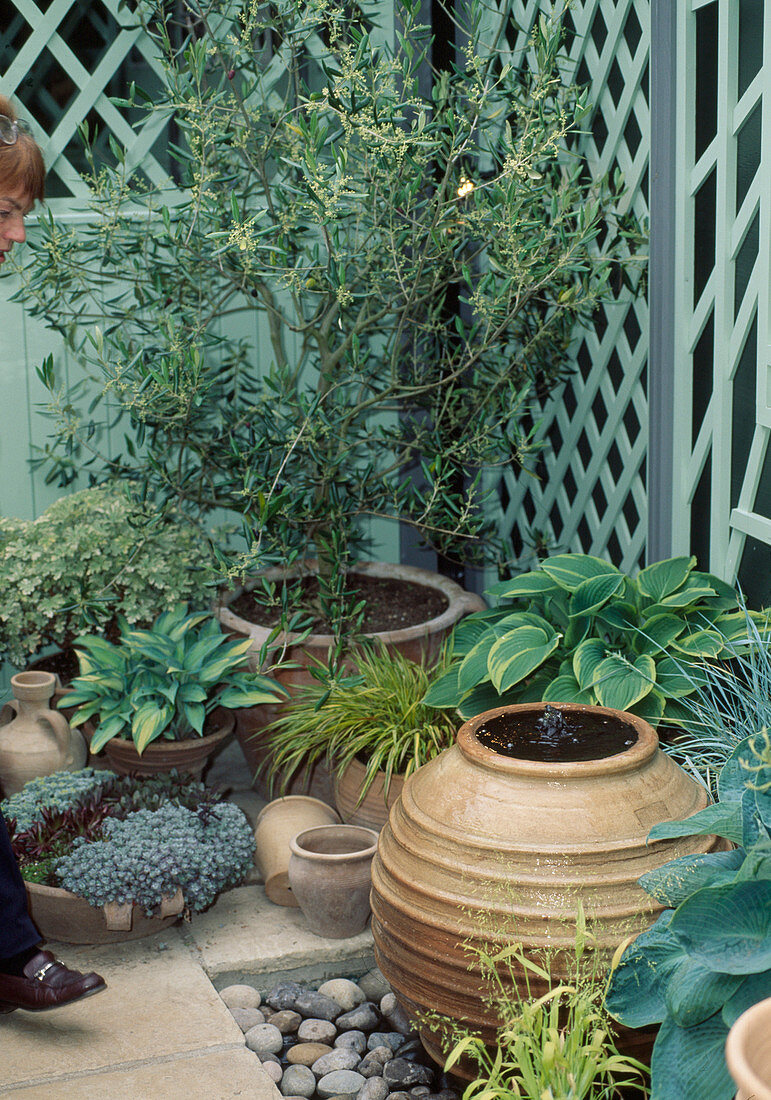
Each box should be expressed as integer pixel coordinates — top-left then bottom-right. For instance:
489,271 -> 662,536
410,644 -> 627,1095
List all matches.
476,704 -> 638,763
230,573 -> 449,634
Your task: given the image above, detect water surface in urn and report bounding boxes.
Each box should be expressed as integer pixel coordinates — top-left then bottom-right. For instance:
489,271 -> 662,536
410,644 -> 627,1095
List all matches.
476,704 -> 637,763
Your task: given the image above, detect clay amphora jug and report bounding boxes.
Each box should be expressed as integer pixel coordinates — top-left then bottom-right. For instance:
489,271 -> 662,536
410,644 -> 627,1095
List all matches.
0,671 -> 87,797
371,702 -> 725,1066
726,996 -> 771,1100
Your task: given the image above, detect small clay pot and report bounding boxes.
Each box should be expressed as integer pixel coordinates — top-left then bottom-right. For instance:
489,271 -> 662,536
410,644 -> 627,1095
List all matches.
333,756 -> 404,831
254,796 -> 340,906
726,996 -> 771,1100
289,824 -> 379,938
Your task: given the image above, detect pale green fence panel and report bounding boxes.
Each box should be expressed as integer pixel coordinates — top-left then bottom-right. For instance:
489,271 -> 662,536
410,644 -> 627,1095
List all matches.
670,0 -> 770,604
480,0 -> 650,578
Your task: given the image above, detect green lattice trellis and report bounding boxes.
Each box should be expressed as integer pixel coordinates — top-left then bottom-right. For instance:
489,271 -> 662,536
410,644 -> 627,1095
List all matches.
0,0 -> 171,206
482,0 -> 650,577
672,0 -> 770,604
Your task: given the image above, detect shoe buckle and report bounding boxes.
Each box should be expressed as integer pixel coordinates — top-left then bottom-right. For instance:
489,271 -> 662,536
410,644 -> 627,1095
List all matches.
32,961 -> 54,982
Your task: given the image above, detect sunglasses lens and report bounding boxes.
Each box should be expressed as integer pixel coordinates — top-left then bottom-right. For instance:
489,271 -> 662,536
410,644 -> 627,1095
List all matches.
0,116 -> 17,144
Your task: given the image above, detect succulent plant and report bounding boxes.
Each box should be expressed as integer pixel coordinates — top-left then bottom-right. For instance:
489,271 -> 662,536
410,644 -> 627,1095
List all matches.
1,768 -> 115,834
56,801 -> 255,913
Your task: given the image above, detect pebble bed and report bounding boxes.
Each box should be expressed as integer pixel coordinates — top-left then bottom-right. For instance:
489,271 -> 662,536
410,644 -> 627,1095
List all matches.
218,969 -> 461,1100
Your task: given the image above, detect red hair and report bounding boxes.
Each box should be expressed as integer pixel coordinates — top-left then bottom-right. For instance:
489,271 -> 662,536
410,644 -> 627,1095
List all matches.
0,96 -> 45,203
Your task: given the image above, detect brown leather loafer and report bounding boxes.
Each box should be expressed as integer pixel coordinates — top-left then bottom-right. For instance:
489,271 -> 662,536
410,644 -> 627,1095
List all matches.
0,950 -> 106,1012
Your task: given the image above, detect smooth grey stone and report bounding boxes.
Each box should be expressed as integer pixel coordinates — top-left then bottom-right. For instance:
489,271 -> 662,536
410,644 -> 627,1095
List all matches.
357,1058 -> 384,1079
380,993 -> 413,1035
259,1052 -> 282,1066
260,1062 -> 284,1084
271,1009 -> 303,1034
367,1032 -> 405,1053
230,1006 -> 266,1032
411,1088 -> 431,1097
312,1049 -> 361,1077
359,1078 -> 390,1100
317,978 -> 367,1011
220,983 -> 262,1010
334,1030 -> 368,1054
281,1064 -> 317,1098
268,981 -> 306,1011
336,1003 -> 380,1031
296,990 -> 344,1021
298,1017 -> 339,1044
365,1045 -> 394,1065
245,1022 -> 284,1056
317,1070 -> 367,1099
357,968 -> 392,1003
383,1059 -> 434,1088
386,1093 -> 412,1100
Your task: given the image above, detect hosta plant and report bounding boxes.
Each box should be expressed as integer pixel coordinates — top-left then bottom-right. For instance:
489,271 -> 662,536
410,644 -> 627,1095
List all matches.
606,730 -> 771,1100
263,646 -> 458,802
425,554 -> 757,724
60,604 -> 286,754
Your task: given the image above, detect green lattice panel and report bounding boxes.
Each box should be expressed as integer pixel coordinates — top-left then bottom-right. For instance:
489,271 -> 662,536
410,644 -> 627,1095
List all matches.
672,0 -> 770,603
0,0 -> 171,207
480,0 -> 650,576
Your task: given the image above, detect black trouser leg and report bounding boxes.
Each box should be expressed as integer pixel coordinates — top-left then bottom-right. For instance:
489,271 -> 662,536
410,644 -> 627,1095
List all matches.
0,815 -> 40,960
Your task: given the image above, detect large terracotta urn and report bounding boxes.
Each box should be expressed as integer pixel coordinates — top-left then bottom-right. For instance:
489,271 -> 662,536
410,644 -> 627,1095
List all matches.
370,702 -> 724,1065
726,997 -> 771,1100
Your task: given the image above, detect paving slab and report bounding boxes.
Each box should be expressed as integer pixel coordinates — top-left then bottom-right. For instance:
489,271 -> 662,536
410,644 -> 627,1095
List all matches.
2,1047 -> 280,1098
0,929 -> 252,1090
182,884 -> 376,992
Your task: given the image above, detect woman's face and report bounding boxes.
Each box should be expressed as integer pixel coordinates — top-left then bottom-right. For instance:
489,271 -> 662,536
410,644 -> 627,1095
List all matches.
0,185 -> 32,264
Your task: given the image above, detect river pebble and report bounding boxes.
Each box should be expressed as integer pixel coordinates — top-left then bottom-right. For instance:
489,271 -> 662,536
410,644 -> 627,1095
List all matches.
317,1070 -> 367,1098
220,984 -> 262,1011
318,979 -> 367,1011
287,1043 -> 334,1067
281,1064 -> 317,1097
298,1018 -> 339,1044
245,1022 -> 284,1056
311,1049 -> 363,1077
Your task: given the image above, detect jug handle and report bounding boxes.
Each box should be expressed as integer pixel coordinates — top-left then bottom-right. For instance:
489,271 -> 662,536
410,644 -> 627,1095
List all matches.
39,711 -> 76,756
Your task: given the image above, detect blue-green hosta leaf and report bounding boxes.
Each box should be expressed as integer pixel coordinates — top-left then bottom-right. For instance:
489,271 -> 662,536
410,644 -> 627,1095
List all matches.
639,849 -> 746,907
718,737 -> 757,802
664,955 -> 743,1027
741,787 -> 762,848
592,653 -> 656,710
542,672 -> 594,704
636,556 -> 696,602
568,572 -> 624,618
216,684 -> 283,708
451,614 -> 502,655
486,571 -> 560,600
670,880 -> 771,973
183,631 -> 232,671
735,840 -> 771,882
605,910 -> 681,1027
458,637 -> 495,694
671,629 -> 725,658
422,664 -> 462,707
540,553 -> 621,592
196,643 -> 255,684
595,600 -> 639,631
653,656 -> 701,698
646,586 -> 718,613
88,715 -> 129,753
649,1013 -> 732,1100
648,801 -> 743,845
721,968 -> 771,1027
177,683 -> 208,703
628,690 -> 667,725
563,614 -> 591,650
633,613 -> 686,655
132,701 -> 174,754
181,701 -> 205,735
456,681 -> 525,721
689,570 -> 744,606
572,638 -> 607,690
488,626 -> 561,693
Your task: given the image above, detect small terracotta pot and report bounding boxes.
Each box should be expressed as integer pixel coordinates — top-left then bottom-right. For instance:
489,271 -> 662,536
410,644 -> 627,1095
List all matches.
288,824 -> 379,938
254,796 -> 340,906
726,997 -> 771,1100
333,756 -> 405,831
101,710 -> 234,777
25,881 -> 184,945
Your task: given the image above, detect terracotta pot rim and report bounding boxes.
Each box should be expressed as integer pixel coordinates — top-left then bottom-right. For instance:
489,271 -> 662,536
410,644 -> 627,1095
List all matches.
725,996 -> 771,1100
457,702 -> 658,778
290,824 -> 379,861
215,559 -> 485,647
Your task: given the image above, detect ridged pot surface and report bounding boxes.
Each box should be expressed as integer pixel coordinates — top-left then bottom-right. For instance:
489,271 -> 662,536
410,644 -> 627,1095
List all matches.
371,702 -> 724,1061
102,711 -> 233,777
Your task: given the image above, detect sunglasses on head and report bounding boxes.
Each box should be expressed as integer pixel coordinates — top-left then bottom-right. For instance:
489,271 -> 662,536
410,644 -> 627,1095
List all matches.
0,114 -> 31,145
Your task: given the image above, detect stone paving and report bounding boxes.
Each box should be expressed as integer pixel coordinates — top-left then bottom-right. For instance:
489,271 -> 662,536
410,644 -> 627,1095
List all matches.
0,741 -> 377,1098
